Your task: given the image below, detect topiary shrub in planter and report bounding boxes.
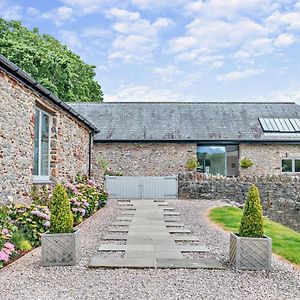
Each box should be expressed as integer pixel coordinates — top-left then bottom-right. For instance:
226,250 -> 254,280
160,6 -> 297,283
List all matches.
240,158 -> 253,169
229,184 -> 272,270
41,184 -> 80,266
185,157 -> 199,171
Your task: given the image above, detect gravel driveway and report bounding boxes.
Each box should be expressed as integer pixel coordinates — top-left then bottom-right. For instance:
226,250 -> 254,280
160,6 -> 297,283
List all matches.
0,199 -> 299,300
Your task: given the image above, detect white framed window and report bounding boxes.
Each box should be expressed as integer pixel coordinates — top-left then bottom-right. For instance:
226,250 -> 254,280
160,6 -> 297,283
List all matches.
33,107 -> 51,182
281,158 -> 300,174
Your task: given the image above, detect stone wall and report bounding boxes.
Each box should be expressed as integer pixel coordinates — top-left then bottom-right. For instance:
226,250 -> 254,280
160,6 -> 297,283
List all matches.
239,143 -> 300,176
178,173 -> 300,232
0,70 -> 91,202
92,142 -> 197,181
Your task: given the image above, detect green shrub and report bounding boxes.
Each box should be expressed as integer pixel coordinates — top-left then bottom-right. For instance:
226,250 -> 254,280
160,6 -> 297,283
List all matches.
9,204 -> 50,246
239,184 -> 264,238
19,240 -> 32,251
11,231 -> 32,251
186,157 -> 199,171
240,158 -> 253,169
50,184 -> 73,234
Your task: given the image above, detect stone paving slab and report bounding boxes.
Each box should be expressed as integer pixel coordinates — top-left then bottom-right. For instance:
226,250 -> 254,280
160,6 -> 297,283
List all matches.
119,207 -> 136,211
98,244 -> 154,251
112,222 -> 130,226
168,228 -> 191,233
121,212 -> 134,216
164,218 -> 182,222
89,257 -> 223,269
163,212 -> 181,216
179,245 -> 209,252
124,250 -> 183,259
166,223 -> 185,227
89,257 -> 156,268
108,227 -> 168,233
103,235 -> 127,240
155,258 -> 224,269
174,236 -> 200,242
116,217 -> 133,221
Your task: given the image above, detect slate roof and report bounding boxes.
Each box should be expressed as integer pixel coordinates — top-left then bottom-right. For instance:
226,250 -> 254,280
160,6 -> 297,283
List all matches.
0,55 -> 99,133
69,102 -> 300,142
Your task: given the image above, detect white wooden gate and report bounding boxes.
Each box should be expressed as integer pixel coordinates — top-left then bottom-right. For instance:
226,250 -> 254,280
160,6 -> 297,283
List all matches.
105,176 -> 178,200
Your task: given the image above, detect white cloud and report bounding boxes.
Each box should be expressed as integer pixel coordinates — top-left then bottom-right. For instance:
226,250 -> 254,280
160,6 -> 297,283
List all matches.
81,27 -> 110,38
184,1 -> 206,15
113,19 -> 155,36
27,7 -> 39,17
0,0 -> 22,20
59,30 -> 82,49
260,87 -> 300,104
274,33 -> 297,47
153,65 -> 181,82
131,0 -> 150,9
233,37 -> 273,60
184,0 -> 274,19
106,8 -> 140,21
107,8 -> 173,63
105,85 -> 181,102
152,18 -> 175,29
61,0 -> 111,14
217,68 -> 265,81
42,6 -> 74,25
169,18 -> 266,57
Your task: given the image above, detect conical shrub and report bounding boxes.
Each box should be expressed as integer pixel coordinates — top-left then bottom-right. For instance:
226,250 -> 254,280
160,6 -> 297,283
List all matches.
50,184 -> 74,234
239,184 -> 264,238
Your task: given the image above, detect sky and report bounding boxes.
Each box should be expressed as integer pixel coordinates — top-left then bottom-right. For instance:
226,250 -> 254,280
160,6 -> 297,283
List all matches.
1,0 -> 300,103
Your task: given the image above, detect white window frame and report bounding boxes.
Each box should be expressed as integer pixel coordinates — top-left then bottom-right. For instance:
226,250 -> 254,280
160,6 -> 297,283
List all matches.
281,158 -> 300,174
33,107 -> 52,183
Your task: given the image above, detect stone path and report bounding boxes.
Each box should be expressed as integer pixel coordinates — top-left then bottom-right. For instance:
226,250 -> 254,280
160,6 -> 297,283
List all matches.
89,200 -> 223,269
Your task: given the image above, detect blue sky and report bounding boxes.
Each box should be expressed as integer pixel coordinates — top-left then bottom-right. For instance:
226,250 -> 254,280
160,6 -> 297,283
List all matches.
1,0 -> 300,103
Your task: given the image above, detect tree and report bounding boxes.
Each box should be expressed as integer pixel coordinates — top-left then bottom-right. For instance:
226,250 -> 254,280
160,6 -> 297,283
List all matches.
239,184 -> 264,238
50,184 -> 74,234
0,19 -> 104,102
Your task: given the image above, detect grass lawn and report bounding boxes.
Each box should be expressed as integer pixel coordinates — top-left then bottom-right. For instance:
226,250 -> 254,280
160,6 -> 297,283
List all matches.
209,206 -> 300,266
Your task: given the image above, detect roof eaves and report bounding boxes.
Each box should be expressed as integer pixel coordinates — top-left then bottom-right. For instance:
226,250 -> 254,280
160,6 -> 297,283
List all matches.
0,54 -> 100,134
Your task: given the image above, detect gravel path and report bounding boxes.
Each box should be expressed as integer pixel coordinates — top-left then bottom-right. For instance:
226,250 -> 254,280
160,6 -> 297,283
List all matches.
0,199 -> 299,300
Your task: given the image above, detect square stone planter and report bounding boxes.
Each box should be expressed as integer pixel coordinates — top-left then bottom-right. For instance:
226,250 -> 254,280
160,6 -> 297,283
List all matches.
41,229 -> 81,266
229,232 -> 272,270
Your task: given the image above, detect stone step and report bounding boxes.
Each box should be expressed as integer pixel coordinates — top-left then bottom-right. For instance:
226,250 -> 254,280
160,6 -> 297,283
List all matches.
163,207 -> 175,211
155,258 -> 224,269
166,223 -> 185,227
117,217 -> 133,221
124,250 -> 183,259
174,236 -> 200,242
119,207 -> 136,211
89,257 -> 224,269
168,228 -> 191,233
179,245 -> 209,252
89,257 -> 156,268
164,212 -> 180,216
164,218 -> 182,222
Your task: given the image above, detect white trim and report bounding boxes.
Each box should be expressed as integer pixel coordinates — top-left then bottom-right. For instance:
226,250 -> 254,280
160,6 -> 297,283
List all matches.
34,107 -> 52,179
33,175 -> 51,183
281,158 -> 300,174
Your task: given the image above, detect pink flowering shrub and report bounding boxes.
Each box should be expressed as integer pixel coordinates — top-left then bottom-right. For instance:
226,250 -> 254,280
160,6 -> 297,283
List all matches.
9,204 -> 50,246
0,229 -> 15,268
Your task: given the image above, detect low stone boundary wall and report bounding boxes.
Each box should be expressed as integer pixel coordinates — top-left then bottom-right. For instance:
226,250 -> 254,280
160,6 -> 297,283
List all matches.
178,173 -> 300,232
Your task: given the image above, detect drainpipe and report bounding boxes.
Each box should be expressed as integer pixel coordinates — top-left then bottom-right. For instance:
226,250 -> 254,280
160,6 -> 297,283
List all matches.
88,132 -> 93,179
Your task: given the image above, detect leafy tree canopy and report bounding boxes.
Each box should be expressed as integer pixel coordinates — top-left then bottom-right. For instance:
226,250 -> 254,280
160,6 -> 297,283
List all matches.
0,18 -> 103,102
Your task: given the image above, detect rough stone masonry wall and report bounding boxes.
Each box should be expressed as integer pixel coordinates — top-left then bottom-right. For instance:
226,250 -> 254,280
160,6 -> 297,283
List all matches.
92,142 -> 197,182
0,70 -> 91,202
179,173 -> 300,232
239,143 -> 300,176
